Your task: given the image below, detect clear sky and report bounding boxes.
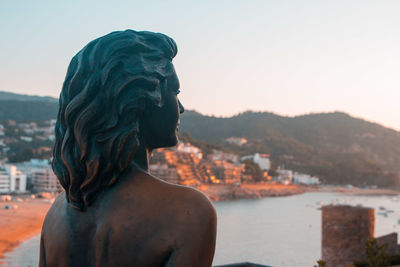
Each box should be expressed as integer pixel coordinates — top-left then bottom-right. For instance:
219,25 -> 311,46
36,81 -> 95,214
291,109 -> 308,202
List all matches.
1,0 -> 399,130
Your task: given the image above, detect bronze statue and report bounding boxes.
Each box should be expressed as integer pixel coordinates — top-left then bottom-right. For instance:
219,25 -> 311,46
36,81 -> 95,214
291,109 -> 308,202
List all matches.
40,30 -> 217,267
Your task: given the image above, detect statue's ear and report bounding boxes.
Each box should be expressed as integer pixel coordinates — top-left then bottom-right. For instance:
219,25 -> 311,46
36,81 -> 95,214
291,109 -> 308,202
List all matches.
124,76 -> 163,107
115,76 -> 161,117
142,77 -> 164,107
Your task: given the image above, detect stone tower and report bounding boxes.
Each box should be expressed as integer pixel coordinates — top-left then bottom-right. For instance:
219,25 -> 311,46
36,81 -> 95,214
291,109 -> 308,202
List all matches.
322,205 -> 374,267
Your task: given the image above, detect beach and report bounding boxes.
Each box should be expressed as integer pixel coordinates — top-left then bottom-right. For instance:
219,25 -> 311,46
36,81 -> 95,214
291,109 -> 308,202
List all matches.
0,184 -> 306,260
1,184 -> 399,261
0,198 -> 52,260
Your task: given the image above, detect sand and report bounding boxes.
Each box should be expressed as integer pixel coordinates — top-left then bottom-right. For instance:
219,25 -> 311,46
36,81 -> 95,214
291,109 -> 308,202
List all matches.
0,198 -> 52,259
1,184 -> 398,260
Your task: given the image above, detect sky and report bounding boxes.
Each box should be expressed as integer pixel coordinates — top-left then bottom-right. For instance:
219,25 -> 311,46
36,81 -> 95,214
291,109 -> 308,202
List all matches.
1,0 -> 400,130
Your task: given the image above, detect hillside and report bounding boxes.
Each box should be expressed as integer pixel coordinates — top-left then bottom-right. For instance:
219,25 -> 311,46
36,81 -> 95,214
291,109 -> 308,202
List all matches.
0,91 -> 57,102
0,90 -> 399,186
0,91 -> 58,121
0,100 -> 58,121
180,111 -> 400,186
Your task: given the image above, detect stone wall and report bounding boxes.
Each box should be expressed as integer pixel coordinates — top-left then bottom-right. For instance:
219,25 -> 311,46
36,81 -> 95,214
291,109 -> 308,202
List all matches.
322,205 -> 374,267
376,232 -> 398,256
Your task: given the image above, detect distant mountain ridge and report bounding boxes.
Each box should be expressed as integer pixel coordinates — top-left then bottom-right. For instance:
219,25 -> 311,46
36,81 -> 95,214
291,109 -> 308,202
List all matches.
0,91 -> 398,186
0,91 -> 58,121
0,91 -> 58,102
180,110 -> 400,186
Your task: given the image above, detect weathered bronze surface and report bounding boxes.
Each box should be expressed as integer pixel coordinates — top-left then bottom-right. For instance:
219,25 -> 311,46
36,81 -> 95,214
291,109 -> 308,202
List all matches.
40,30 -> 217,267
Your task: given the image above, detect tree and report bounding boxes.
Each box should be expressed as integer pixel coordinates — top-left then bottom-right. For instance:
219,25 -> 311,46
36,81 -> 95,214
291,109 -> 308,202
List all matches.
243,159 -> 264,182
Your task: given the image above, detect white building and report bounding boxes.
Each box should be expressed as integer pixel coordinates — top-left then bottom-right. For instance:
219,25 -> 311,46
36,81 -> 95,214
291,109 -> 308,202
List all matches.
0,164 -> 27,193
241,153 -> 271,171
276,168 -> 293,184
254,153 -> 271,171
18,159 -> 60,192
210,150 -> 239,163
176,142 -> 203,159
33,167 -> 60,192
0,168 -> 10,193
20,136 -> 33,142
149,163 -> 179,184
226,137 -> 247,146
293,172 -> 320,185
23,129 -> 35,135
6,164 -> 27,192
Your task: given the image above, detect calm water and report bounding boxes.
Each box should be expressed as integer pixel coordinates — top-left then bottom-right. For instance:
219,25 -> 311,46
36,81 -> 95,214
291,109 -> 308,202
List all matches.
3,192 -> 400,267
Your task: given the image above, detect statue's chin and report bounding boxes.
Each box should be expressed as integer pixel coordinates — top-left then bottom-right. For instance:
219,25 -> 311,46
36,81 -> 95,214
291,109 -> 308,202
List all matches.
151,134 -> 179,149
165,136 -> 179,148
167,130 -> 179,147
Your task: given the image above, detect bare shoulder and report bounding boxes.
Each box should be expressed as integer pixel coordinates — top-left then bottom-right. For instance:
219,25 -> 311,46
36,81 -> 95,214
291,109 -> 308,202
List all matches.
147,176 -> 217,266
40,190 -> 69,265
149,173 -> 216,220
42,191 -> 67,232
173,183 -> 217,221
118,170 -> 217,227
152,176 -> 217,240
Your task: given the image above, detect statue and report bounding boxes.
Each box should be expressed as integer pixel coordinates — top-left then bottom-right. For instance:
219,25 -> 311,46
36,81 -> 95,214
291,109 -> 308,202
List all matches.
39,30 -> 217,267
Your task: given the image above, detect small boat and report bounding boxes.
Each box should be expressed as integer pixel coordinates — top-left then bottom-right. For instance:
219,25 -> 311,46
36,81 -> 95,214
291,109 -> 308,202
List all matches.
377,212 -> 388,217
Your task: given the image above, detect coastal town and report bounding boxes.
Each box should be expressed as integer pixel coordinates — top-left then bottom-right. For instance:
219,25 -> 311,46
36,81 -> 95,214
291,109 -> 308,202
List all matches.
0,119 -> 320,198
0,118 -> 322,261
2,118 -> 399,265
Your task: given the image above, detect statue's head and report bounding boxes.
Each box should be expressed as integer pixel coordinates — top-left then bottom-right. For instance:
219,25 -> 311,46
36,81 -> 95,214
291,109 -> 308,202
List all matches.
52,30 -> 182,210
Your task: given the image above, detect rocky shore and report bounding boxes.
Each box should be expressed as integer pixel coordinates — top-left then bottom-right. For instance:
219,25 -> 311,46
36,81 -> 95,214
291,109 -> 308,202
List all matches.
199,183 -> 312,201
199,183 -> 400,202
318,185 -> 400,196
1,183 -> 399,260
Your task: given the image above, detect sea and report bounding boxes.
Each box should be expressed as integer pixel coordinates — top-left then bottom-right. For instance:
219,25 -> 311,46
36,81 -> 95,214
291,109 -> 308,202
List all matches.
2,192 -> 400,267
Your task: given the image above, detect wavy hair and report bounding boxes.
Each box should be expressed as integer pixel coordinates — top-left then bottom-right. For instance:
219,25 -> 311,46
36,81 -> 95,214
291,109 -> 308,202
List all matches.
52,30 -> 177,211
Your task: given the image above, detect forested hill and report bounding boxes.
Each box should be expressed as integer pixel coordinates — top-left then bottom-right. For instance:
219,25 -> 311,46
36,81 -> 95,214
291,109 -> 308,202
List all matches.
0,90 -> 399,186
0,91 -> 58,121
180,110 -> 400,186
0,91 -> 57,102
0,100 -> 58,121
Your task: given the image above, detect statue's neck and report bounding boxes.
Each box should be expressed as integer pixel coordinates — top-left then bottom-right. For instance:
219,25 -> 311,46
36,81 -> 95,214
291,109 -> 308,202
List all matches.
131,145 -> 151,172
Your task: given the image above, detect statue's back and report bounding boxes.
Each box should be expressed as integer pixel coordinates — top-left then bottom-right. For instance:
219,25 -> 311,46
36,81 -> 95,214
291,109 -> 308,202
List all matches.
40,171 -> 216,267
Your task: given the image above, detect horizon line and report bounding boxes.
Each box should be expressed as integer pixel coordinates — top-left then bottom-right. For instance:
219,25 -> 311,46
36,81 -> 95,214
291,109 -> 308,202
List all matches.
0,90 -> 398,132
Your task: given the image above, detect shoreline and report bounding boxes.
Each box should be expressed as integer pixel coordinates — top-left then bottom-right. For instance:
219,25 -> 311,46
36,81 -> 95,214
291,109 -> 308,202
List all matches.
317,185 -> 400,196
199,183 -> 400,202
0,198 -> 52,260
199,183 -> 311,202
1,184 -> 399,260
